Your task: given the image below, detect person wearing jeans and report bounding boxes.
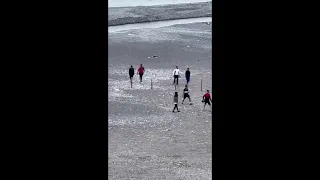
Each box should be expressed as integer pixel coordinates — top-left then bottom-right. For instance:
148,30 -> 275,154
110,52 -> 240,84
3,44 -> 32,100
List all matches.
173,66 -> 180,85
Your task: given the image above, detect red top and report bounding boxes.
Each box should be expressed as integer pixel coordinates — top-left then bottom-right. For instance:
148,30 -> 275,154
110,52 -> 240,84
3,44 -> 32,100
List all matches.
204,93 -> 211,99
138,67 -> 144,73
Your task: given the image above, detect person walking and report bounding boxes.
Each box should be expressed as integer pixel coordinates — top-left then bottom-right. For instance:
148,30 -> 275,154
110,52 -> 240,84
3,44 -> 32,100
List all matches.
172,92 -> 180,112
202,90 -> 212,110
181,85 -> 192,105
129,65 -> 134,82
173,66 -> 180,85
185,68 -> 191,84
137,64 -> 145,82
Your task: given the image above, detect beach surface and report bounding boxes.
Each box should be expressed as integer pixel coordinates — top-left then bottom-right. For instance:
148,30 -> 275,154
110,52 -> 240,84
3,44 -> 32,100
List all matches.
108,21 -> 212,179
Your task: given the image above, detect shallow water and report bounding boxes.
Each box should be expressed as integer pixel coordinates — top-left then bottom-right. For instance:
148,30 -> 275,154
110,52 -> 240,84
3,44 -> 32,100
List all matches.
108,0 -> 210,7
108,17 -> 212,32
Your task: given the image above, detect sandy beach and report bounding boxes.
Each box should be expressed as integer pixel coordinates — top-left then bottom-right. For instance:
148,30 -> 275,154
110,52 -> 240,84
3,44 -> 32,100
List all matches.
108,21 -> 212,179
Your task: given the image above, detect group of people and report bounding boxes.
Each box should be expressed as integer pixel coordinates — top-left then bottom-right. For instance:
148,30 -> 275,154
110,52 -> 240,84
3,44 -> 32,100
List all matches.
129,65 -> 191,85
128,65 -> 212,112
172,66 -> 190,85
129,64 -> 145,83
173,88 -> 212,112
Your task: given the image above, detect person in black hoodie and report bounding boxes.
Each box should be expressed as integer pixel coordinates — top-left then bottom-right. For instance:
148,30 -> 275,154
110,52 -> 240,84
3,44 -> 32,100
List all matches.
172,92 -> 180,112
129,65 -> 134,81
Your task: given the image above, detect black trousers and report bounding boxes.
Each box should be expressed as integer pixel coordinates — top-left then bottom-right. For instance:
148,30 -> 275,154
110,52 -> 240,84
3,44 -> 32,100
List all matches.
173,75 -> 179,84
173,103 -> 179,111
186,76 -> 190,84
204,99 -> 211,105
139,73 -> 143,82
182,94 -> 191,102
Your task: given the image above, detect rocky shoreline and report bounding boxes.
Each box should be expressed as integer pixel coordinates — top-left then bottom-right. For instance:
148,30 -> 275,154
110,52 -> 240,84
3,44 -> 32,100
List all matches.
108,2 -> 212,26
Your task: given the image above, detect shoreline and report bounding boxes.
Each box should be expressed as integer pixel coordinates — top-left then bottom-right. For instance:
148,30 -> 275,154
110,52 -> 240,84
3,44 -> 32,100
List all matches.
109,0 -> 211,7
108,17 -> 212,33
108,2 -> 212,26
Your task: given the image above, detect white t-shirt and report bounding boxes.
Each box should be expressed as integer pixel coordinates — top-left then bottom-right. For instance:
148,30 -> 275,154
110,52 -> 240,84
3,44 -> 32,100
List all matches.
173,69 -> 180,76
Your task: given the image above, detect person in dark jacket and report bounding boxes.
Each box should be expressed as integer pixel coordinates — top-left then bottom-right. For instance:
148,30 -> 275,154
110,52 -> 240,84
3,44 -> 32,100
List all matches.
185,68 -> 190,84
172,92 -> 180,112
129,65 -> 134,81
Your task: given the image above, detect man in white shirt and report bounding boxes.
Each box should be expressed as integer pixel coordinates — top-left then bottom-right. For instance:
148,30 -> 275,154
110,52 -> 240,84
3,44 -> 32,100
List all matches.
173,66 -> 180,85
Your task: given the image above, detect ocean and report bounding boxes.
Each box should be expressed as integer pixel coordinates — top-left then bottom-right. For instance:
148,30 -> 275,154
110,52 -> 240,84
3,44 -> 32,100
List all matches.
108,0 -> 209,7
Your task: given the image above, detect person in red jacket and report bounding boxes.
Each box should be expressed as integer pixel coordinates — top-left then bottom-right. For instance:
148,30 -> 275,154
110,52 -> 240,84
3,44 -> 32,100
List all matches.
202,90 -> 212,110
137,64 -> 145,82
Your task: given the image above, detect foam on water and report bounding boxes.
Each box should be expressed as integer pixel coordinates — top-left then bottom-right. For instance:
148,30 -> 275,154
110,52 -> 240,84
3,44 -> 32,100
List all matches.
108,17 -> 212,33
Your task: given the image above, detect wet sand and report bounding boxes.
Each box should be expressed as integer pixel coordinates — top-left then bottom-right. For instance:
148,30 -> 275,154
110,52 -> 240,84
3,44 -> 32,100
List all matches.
108,22 -> 212,179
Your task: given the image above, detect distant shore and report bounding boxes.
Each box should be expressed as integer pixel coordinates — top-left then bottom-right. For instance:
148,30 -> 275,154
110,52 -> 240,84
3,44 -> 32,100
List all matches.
108,2 -> 212,26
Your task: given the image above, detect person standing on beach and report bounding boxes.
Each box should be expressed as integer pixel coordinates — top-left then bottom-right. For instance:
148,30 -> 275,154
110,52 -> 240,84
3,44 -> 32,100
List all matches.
172,91 -> 180,112
137,64 -> 145,82
129,65 -> 134,82
181,85 -> 192,105
185,68 -> 191,84
202,90 -> 212,110
173,66 -> 180,85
